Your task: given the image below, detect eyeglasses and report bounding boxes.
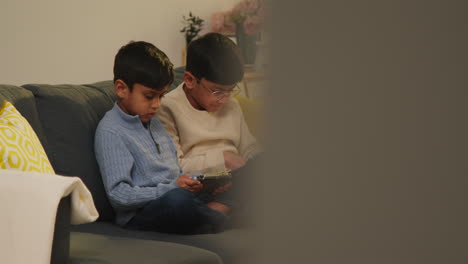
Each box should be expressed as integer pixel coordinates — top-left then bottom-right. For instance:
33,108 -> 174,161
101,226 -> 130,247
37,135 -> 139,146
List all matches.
197,79 -> 241,101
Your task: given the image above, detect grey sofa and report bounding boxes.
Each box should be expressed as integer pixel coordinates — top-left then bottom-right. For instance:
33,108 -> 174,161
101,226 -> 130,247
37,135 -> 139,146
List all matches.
0,68 -> 256,264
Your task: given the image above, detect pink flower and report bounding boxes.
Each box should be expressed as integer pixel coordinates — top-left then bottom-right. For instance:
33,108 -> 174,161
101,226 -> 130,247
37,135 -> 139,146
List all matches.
244,0 -> 260,14
211,12 -> 226,33
211,0 -> 265,35
223,21 -> 236,35
211,11 -> 235,34
233,0 -> 258,15
243,15 -> 262,35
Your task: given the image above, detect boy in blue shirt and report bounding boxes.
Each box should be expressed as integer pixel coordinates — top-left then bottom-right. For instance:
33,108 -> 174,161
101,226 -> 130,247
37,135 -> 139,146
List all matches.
94,41 -> 230,234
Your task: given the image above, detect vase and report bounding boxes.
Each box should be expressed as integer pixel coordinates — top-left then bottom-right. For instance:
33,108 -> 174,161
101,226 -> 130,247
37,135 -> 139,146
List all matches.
235,23 -> 257,65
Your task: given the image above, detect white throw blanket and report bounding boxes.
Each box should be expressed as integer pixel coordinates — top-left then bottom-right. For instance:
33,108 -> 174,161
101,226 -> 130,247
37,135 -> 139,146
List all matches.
0,170 -> 99,264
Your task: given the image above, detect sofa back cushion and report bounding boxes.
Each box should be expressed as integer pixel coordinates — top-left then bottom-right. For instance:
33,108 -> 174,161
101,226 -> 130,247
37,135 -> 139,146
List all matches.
22,83 -> 116,221
84,80 -> 118,101
0,85 -> 47,144
171,66 -> 185,90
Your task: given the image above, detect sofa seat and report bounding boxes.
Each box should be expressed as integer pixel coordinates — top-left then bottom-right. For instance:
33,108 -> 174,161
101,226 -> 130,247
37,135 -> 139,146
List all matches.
70,232 -> 222,264
72,223 -> 257,264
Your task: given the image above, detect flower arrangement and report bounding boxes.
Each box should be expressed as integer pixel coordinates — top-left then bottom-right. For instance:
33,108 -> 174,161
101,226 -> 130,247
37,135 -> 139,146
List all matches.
211,0 -> 265,36
180,12 -> 204,47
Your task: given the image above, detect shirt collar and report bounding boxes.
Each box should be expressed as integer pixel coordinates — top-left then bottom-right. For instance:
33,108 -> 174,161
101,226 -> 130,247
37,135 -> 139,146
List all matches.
112,102 -> 145,129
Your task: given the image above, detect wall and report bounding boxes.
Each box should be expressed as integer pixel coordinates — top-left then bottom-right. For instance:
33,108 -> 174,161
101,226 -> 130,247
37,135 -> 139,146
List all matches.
0,0 -> 238,85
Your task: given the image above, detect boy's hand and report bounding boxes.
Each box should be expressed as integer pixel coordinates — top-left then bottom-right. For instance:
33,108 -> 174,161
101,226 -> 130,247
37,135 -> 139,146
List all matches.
177,174 -> 202,193
223,152 -> 247,170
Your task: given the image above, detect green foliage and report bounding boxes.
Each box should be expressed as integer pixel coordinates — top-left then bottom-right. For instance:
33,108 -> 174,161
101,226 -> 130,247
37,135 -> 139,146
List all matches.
180,12 -> 204,47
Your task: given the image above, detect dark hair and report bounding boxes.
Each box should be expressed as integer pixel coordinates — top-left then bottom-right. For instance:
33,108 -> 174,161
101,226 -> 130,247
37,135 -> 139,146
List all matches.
113,41 -> 174,91
186,33 -> 244,85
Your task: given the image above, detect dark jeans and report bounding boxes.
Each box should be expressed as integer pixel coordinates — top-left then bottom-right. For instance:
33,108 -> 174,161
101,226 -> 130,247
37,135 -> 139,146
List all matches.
126,188 -> 227,234
126,157 -> 260,234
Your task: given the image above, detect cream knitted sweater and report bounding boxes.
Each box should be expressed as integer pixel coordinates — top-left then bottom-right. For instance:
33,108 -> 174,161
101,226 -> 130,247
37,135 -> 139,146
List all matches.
157,84 -> 261,174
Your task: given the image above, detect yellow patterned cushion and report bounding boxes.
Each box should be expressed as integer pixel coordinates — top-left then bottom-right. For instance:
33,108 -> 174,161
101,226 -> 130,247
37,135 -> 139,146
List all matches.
0,101 -> 54,173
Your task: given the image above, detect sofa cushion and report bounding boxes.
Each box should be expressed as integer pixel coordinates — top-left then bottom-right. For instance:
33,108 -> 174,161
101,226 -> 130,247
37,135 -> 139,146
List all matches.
0,101 -> 54,173
22,84 -> 116,221
70,232 -> 223,264
84,80 -> 118,101
0,85 -> 47,145
234,95 -> 263,141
